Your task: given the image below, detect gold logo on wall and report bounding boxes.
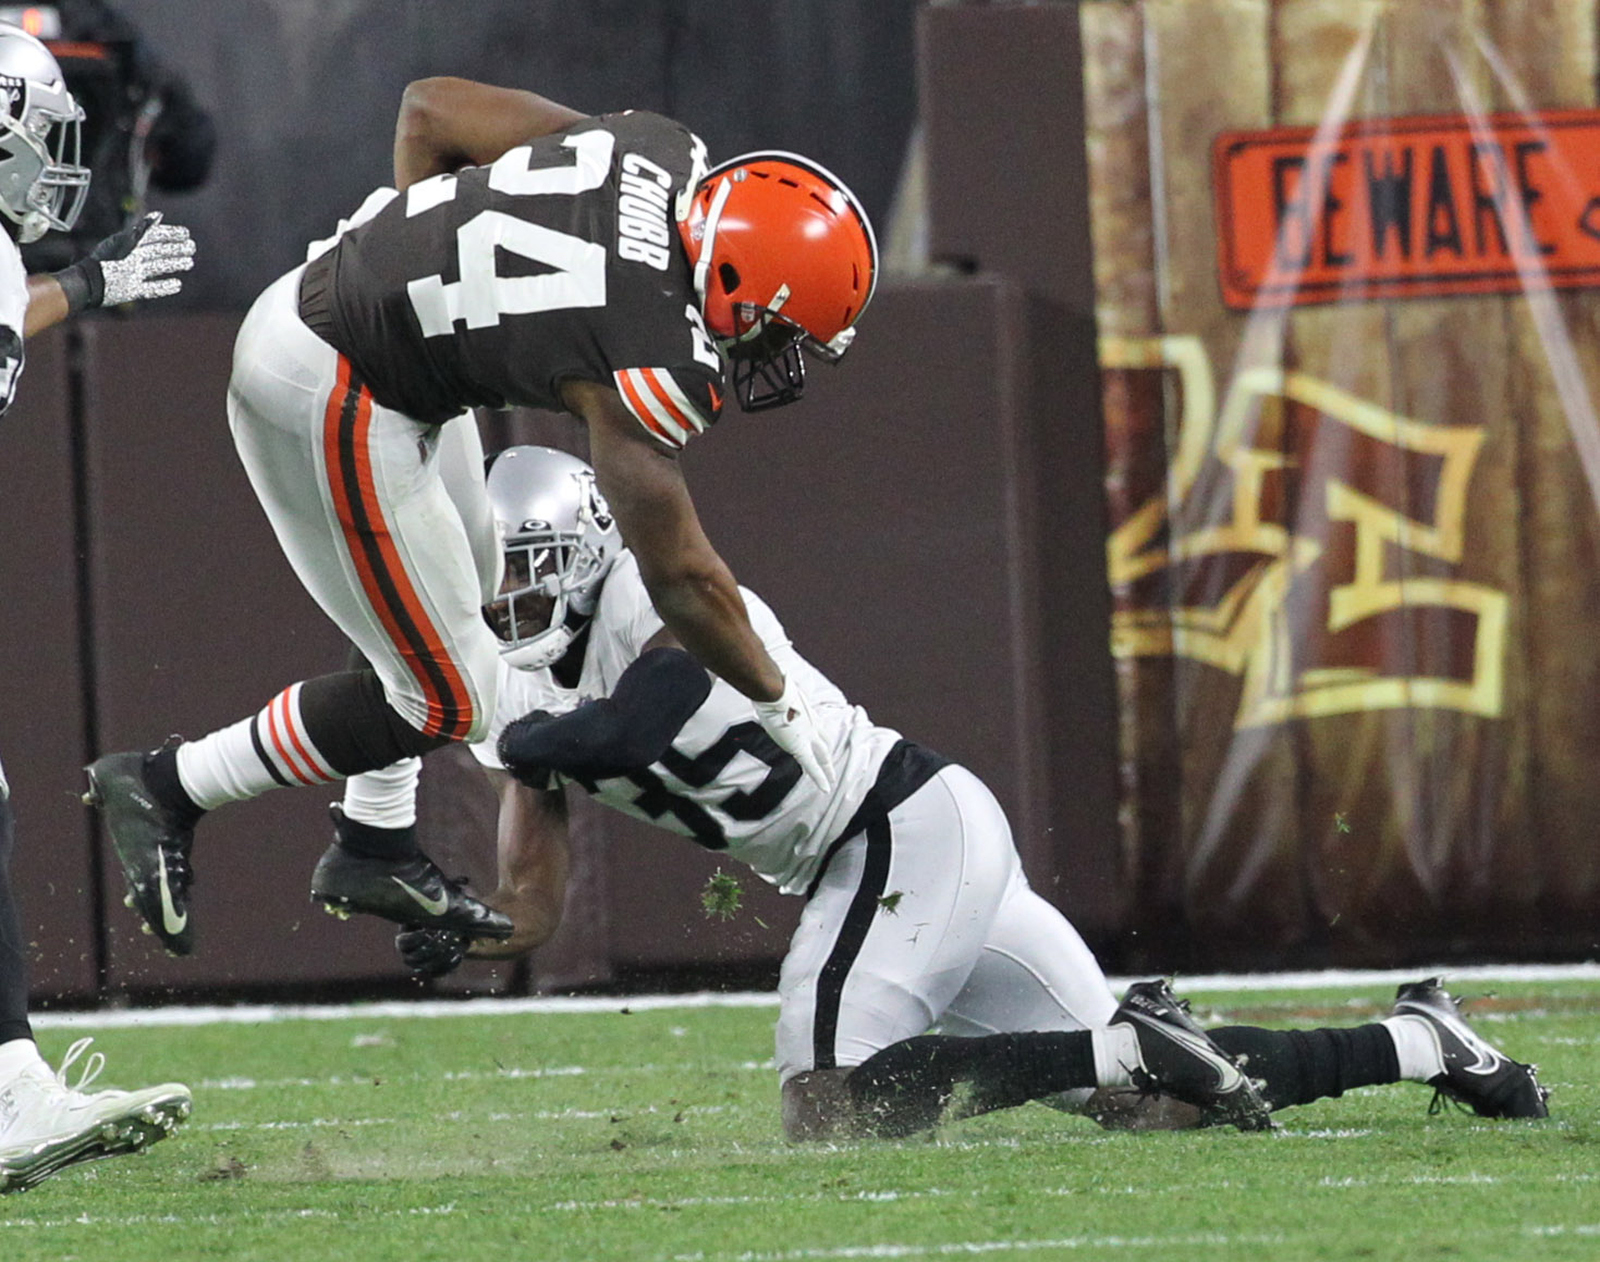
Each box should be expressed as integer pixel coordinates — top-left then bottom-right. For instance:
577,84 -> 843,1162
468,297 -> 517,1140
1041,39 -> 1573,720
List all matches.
1104,335 -> 1507,727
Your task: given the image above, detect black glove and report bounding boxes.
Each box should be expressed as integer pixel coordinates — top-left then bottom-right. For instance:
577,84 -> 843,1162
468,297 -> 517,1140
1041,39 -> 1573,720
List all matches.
396,926 -> 469,978
53,211 -> 196,312
497,709 -> 559,791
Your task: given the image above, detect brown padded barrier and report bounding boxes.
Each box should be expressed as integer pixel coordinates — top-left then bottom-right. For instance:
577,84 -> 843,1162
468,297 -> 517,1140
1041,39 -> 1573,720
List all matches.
921,3 -> 1096,320
599,277 -> 1113,972
0,329 -> 100,1000
79,314 -> 399,995
917,2 -> 1124,943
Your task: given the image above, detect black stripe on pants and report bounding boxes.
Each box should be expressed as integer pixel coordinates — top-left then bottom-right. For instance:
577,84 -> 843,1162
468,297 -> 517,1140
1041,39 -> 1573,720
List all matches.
811,816 -> 893,1071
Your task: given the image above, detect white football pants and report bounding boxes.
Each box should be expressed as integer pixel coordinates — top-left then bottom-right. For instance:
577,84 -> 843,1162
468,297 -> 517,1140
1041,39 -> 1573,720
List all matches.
227,266 -> 503,743
775,763 -> 1119,1081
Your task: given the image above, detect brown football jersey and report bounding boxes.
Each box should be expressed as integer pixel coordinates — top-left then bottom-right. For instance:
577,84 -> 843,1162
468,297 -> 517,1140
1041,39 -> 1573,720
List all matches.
306,111 -> 725,448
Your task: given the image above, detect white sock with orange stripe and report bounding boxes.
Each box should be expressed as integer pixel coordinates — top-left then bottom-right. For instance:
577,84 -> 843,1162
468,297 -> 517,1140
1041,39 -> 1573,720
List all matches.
176,684 -> 340,809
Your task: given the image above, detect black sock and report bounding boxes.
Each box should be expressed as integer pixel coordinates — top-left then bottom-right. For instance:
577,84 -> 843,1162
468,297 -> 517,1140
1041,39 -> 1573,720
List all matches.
143,744 -> 205,829
845,1031 -> 1097,1138
331,806 -> 418,861
0,793 -> 34,1044
1210,1024 -> 1400,1110
299,670 -> 454,772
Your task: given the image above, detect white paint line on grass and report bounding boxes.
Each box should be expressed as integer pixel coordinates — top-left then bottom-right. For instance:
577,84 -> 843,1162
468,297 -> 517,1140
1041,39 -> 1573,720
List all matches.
31,990 -> 783,1030
188,1063 -> 764,1092
550,1189 -> 958,1213
193,1117 -> 398,1132
673,1234 -> 1291,1259
0,1204 -> 459,1231
29,961 -> 1600,1031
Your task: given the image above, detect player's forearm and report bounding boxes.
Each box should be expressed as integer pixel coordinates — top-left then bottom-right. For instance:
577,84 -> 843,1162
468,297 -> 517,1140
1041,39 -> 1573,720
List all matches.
645,569 -> 785,703
467,773 -> 571,958
466,882 -> 564,958
393,77 -> 587,189
24,274 -> 70,338
575,382 -> 786,702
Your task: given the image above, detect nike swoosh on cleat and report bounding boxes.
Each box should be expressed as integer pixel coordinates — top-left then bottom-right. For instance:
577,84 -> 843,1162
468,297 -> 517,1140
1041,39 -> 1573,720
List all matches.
1132,1015 -> 1245,1091
157,857 -> 187,937
1447,1038 -> 1503,1075
1398,1002 -> 1502,1074
390,877 -> 451,917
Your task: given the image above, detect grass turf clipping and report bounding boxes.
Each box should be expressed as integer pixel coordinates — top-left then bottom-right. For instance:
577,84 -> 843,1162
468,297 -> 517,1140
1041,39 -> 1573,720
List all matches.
3,974 -> 1597,1262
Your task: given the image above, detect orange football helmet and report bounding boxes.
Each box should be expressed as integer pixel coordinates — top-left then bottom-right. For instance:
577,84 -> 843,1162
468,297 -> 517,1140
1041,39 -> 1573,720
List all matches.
678,150 -> 877,410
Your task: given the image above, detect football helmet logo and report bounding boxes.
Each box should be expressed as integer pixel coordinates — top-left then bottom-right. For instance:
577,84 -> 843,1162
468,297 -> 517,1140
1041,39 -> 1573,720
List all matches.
678,151 -> 877,411
0,25 -> 88,243
484,446 -> 622,670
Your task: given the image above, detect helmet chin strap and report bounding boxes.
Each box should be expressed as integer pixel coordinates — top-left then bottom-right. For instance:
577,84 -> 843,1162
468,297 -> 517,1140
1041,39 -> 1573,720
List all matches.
501,624 -> 577,672
497,574 -> 575,671
690,176 -> 734,313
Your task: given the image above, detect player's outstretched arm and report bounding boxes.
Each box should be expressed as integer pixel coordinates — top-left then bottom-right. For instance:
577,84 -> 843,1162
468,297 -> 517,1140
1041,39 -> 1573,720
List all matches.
393,76 -> 589,189
573,379 -> 785,703
26,212 -> 196,337
572,382 -> 837,790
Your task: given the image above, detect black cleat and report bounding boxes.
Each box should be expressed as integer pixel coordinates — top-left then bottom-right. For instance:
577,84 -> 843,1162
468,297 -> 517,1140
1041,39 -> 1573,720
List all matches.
310,806 -> 514,939
1110,979 -> 1273,1132
83,749 -> 196,956
1393,977 -> 1550,1119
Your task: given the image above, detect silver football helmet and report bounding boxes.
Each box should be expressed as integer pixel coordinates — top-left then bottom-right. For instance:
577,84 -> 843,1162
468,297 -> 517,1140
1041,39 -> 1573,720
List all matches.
485,446 -> 622,670
0,24 -> 88,243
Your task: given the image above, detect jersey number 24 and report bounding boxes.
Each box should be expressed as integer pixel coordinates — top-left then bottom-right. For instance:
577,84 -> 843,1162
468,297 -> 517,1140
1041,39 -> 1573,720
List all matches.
405,130 -> 616,338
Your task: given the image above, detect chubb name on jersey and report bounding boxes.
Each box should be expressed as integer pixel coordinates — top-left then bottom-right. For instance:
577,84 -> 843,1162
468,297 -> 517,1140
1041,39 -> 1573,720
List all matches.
617,152 -> 674,272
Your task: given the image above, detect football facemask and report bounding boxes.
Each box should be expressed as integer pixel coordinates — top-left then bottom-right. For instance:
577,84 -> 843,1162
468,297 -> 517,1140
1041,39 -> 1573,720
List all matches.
483,446 -> 622,671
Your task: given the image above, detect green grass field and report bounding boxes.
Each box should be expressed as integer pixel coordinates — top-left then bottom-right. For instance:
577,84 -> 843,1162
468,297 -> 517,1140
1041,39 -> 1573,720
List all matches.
4,970 -> 1598,1262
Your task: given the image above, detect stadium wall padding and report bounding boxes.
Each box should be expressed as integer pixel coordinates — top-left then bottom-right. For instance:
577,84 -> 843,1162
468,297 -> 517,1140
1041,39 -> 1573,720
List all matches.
0,332 -> 100,1000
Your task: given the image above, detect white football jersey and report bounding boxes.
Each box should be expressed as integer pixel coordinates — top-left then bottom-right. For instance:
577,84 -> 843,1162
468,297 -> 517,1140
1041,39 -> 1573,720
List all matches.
0,232 -> 28,416
0,233 -> 28,796
473,551 -> 904,894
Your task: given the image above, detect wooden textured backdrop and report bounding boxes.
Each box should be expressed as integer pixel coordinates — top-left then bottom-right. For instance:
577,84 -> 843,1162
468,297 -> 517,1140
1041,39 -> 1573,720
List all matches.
1084,0 -> 1600,966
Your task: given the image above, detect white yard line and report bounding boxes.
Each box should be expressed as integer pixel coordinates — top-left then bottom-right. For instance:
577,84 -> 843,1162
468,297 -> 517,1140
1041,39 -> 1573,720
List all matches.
29,961 -> 1600,1031
673,1235 -> 1293,1259
0,1204 -> 459,1231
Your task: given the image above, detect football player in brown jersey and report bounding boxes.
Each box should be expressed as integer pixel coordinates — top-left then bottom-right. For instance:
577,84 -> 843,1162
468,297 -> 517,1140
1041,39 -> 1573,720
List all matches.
84,77 -> 879,959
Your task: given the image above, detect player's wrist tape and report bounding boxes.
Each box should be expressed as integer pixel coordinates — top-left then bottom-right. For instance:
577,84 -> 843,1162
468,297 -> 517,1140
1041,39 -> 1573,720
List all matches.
52,260 -> 104,314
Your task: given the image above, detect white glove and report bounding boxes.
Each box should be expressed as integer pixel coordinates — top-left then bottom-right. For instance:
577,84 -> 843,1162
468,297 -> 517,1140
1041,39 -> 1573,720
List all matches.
54,211 -> 196,312
99,214 -> 196,305
754,675 -> 836,794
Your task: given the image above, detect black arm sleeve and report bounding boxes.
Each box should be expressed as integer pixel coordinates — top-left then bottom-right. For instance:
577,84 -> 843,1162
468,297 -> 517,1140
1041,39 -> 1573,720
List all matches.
497,647 -> 713,781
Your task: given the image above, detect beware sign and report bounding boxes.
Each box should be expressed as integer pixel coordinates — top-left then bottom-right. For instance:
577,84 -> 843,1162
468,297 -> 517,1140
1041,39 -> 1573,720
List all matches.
1213,108 -> 1600,309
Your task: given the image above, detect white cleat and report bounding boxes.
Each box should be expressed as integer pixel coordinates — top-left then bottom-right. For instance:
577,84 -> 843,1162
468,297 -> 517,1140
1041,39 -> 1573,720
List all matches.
0,1039 -> 192,1194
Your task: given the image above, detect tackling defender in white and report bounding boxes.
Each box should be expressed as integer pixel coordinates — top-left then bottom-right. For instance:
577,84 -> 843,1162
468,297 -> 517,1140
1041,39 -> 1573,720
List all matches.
373,447 -> 1548,1137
